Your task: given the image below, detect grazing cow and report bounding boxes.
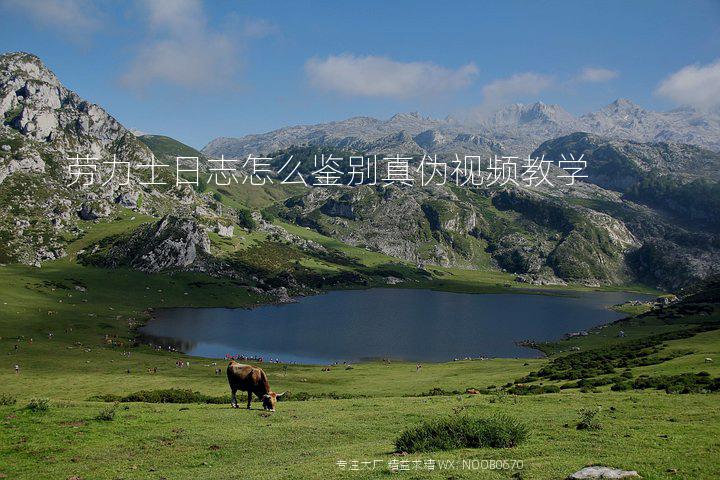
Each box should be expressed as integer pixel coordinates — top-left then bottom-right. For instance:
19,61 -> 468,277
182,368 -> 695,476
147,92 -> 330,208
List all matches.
226,361 -> 286,411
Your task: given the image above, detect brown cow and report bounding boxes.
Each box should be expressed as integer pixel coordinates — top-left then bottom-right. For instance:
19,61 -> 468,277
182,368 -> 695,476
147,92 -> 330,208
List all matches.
226,361 -> 286,411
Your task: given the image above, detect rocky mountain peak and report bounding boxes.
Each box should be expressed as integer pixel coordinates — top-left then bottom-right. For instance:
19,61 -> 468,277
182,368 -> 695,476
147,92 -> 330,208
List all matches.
485,102 -> 577,128
0,51 -> 135,154
602,98 -> 645,116
0,52 -> 61,85
522,101 -> 575,125
0,51 -> 212,266
413,129 -> 446,149
389,111 -> 423,121
611,97 -> 638,107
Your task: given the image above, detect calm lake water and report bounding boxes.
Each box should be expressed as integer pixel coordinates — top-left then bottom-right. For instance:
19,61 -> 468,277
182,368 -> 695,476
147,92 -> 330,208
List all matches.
139,288 -> 652,364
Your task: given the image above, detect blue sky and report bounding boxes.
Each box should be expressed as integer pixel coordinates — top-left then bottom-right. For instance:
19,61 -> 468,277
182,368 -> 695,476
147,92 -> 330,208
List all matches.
1,0 -> 719,149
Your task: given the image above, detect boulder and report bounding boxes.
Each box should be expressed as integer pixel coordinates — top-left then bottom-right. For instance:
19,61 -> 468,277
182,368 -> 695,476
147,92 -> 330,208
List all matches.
217,223 -> 234,238
115,192 -> 140,209
567,466 -> 640,479
78,202 -> 111,220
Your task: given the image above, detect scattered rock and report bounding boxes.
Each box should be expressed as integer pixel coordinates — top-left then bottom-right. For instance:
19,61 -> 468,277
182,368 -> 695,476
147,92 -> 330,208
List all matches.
216,223 -> 234,238
567,466 -> 640,479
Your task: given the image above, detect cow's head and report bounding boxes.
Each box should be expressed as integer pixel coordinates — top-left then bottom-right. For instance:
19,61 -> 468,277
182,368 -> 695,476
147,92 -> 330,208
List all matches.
262,391 -> 286,411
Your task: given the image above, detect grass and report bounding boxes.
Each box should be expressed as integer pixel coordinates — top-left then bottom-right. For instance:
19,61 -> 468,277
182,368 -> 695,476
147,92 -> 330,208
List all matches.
395,414 -> 529,452
1,392 -> 718,479
0,215 -> 719,478
1,258 -> 719,478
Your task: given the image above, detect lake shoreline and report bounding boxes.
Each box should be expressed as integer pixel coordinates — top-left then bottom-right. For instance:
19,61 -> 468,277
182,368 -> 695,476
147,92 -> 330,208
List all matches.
138,288 -> 654,364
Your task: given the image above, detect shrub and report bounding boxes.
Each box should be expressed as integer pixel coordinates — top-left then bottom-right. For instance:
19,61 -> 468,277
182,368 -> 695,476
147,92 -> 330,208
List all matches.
0,393 -> 17,406
87,394 -> 122,402
488,391 -> 508,404
287,391 -> 312,401
26,397 -> 50,412
611,382 -> 631,391
576,407 -> 602,430
419,387 -> 461,397
395,415 -> 529,453
96,403 -> 118,421
237,209 -> 257,231
89,389 -> 367,404
529,328 -> 709,383
506,384 -> 560,395
260,210 -> 277,222
632,373 -> 720,394
121,389 -> 228,404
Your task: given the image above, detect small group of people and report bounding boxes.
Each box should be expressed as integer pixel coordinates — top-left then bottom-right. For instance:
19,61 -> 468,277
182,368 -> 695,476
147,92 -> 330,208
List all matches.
175,360 -> 190,368
224,354 -> 287,364
452,356 -> 490,362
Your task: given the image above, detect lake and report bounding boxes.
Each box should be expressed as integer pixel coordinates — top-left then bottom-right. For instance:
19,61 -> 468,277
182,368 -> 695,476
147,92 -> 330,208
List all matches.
139,288 -> 653,364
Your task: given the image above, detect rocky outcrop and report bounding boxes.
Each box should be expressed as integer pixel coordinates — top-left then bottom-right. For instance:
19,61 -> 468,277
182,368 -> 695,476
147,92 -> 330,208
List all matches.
78,202 -> 112,221
80,215 -> 211,273
0,52 -> 229,265
533,132 -> 720,192
0,151 -> 45,185
320,198 -> 355,220
115,191 -> 140,208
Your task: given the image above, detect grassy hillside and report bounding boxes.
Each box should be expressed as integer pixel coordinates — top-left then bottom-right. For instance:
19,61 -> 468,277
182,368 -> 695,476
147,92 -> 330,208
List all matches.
138,135 -> 205,160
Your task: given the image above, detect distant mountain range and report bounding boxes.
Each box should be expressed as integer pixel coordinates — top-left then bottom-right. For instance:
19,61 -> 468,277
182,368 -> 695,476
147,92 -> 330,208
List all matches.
1,51 -> 719,292
203,100 -> 720,158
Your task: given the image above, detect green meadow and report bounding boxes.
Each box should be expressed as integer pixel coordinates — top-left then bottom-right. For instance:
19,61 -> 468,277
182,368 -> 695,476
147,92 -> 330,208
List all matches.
1,217 -> 719,479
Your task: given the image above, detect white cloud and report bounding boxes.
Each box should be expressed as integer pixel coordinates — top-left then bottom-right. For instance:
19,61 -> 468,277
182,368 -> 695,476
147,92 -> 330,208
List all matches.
241,18 -> 279,39
657,59 -> 720,110
577,67 -> 619,83
481,72 -> 554,107
143,0 -> 203,34
120,0 -> 242,91
305,54 -> 478,98
0,0 -> 103,39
